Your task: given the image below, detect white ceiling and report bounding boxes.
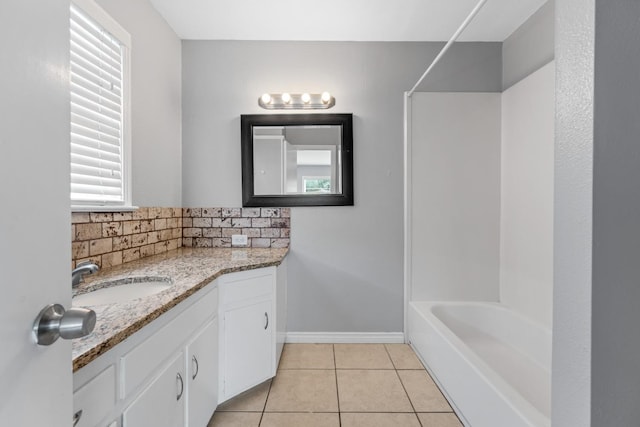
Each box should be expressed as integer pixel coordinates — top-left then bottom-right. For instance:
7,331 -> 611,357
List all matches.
149,0 -> 547,42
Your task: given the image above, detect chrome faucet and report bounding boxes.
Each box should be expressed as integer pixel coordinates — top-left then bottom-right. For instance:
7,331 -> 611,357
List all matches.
72,262 -> 99,287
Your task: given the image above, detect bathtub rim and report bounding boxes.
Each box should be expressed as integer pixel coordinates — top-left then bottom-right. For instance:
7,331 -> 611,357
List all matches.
407,339 -> 471,426
429,300 -> 552,369
408,300 -> 551,427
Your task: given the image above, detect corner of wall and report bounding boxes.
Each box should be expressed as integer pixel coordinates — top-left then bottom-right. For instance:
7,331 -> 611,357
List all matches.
502,0 -> 555,91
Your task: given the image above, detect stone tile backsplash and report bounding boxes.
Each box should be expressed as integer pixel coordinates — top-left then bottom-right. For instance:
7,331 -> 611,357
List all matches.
71,207 -> 183,269
71,207 -> 290,268
182,207 -> 290,249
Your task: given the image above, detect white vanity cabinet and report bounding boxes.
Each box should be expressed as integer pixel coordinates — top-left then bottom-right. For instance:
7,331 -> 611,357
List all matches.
217,262 -> 287,403
73,259 -> 287,426
221,299 -> 273,399
218,267 -> 276,402
73,284 -> 218,427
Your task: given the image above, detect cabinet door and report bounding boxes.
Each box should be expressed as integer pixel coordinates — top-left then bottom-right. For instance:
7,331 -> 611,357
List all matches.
187,318 -> 218,427
276,258 -> 287,367
222,299 -> 273,399
73,365 -> 116,427
123,353 -> 185,427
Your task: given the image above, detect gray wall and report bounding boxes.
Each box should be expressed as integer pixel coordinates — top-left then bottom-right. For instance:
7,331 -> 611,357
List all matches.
97,0 -> 182,207
182,41 -> 501,333
591,1 -> 640,424
503,0 -> 555,90
553,0 -> 594,424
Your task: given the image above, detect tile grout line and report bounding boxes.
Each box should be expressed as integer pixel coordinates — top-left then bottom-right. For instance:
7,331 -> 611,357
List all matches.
388,346 -> 423,426
383,344 -> 399,371
258,377 -> 275,426
333,344 -> 342,427
257,411 -> 345,413
334,368 -> 397,370
398,345 -> 464,426
384,343 -> 425,426
397,369 -> 425,427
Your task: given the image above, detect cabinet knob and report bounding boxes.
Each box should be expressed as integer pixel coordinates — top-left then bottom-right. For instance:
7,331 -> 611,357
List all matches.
264,312 -> 269,330
176,372 -> 184,401
192,355 -> 199,380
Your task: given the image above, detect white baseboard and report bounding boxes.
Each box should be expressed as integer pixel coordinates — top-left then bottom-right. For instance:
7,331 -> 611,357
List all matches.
285,332 -> 405,344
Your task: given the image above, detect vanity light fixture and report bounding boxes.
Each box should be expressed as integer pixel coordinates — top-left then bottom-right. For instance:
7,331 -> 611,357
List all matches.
258,92 -> 335,110
260,93 -> 272,104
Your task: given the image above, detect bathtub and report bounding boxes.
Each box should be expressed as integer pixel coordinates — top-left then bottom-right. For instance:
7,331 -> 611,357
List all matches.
408,301 -> 551,427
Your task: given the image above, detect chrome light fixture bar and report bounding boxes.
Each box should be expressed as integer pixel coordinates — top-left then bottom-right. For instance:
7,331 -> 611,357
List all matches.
258,92 -> 335,110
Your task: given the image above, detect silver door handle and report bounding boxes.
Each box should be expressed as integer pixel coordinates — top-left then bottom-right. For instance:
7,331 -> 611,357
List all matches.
73,409 -> 82,427
264,312 -> 269,330
176,373 -> 184,401
33,304 -> 96,346
192,355 -> 199,380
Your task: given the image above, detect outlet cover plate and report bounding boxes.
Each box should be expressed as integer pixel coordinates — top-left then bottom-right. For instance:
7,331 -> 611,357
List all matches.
231,234 -> 248,246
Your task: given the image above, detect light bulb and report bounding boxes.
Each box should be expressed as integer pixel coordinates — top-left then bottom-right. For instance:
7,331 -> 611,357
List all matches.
281,93 -> 291,104
261,93 -> 272,104
301,93 -> 311,104
321,92 -> 332,104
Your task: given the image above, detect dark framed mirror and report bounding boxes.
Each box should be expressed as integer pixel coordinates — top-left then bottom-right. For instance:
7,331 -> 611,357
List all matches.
241,113 -> 354,207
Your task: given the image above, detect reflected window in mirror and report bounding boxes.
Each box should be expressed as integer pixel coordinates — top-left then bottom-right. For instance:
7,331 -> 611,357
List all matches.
241,114 -> 353,207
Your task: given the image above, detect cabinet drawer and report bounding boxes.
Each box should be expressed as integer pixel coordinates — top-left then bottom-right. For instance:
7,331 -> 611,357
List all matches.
221,268 -> 274,306
121,286 -> 218,397
73,365 -> 116,427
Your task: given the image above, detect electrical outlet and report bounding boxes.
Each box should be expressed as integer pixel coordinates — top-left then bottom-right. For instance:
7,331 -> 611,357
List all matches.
231,234 -> 248,246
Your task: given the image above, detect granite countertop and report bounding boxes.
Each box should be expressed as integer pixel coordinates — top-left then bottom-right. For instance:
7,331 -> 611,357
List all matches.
72,247 -> 288,372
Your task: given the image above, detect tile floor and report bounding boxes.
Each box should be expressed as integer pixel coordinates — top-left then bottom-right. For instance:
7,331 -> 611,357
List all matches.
208,343 -> 462,427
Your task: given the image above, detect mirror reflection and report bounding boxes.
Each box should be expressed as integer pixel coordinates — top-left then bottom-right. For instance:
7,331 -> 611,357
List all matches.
253,125 -> 342,196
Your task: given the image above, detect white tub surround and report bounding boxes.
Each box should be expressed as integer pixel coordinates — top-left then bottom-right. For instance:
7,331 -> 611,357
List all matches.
409,302 -> 550,427
407,92 -> 502,303
406,61 -> 555,425
500,61 -> 555,328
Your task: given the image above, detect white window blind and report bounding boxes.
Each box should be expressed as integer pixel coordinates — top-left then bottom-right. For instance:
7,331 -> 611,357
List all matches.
70,2 -> 130,207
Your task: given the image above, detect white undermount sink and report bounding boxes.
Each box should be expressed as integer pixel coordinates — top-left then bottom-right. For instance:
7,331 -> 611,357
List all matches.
73,277 -> 173,306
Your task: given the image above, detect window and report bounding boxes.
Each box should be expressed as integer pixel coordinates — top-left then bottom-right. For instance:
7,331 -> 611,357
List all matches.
303,177 -> 331,193
70,0 -> 132,209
